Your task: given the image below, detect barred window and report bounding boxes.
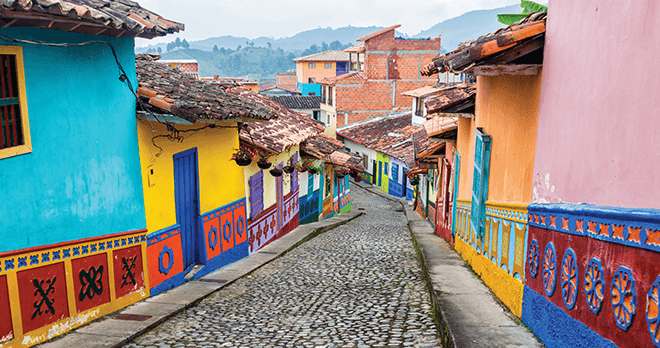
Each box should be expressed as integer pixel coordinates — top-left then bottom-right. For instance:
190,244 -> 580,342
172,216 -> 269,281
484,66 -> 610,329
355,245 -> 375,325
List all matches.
0,46 -> 31,159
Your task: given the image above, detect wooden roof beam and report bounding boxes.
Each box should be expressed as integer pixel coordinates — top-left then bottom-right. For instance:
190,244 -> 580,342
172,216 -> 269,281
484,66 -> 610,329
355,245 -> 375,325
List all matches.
473,64 -> 541,76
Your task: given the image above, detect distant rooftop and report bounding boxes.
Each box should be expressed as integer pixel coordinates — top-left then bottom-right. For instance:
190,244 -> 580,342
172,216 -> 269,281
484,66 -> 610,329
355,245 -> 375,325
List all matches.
293,50 -> 350,62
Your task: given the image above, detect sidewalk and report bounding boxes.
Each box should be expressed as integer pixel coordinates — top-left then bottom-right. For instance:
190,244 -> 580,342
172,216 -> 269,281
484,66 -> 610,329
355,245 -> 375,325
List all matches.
40,211 -> 363,348
352,180 -> 543,347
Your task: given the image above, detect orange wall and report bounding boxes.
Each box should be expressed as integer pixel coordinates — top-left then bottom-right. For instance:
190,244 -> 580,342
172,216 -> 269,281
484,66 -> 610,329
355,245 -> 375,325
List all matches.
456,73 -> 541,204
297,61 -> 341,83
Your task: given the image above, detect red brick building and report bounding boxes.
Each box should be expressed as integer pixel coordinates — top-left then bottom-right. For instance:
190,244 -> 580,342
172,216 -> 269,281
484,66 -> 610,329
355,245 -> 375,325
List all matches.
320,25 -> 441,127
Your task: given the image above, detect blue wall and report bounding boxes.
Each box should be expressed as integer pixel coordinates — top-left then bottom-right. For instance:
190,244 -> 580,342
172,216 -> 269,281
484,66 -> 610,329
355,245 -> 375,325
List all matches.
297,82 -> 322,96
0,28 -> 146,252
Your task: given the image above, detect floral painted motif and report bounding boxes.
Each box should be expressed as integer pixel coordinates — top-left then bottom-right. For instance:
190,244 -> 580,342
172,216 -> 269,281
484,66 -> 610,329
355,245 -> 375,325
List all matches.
611,266 -> 636,331
585,258 -> 604,315
561,248 -> 578,310
528,239 -> 539,278
543,242 -> 557,297
647,276 -> 660,347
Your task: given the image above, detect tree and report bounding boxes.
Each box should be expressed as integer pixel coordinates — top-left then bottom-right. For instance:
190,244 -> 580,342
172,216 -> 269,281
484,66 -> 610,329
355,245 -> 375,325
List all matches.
213,44 -> 219,52
329,40 -> 343,50
321,41 -> 328,51
166,42 -> 173,52
267,42 -> 272,49
497,0 -> 547,25
182,39 -> 190,49
309,44 -> 318,54
286,52 -> 295,62
237,45 -> 242,51
175,37 -> 182,46
157,47 -> 162,53
220,47 -> 226,54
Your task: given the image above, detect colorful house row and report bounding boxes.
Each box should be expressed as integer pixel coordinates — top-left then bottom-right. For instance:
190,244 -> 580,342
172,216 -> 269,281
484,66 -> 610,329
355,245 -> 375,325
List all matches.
422,4 -> 660,347
293,51 -> 353,96
0,2 -> 184,346
337,112 -> 416,201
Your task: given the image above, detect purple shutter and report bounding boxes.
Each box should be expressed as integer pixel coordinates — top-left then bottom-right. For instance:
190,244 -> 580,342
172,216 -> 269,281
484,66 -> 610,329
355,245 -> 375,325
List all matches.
249,170 -> 264,219
291,152 -> 299,192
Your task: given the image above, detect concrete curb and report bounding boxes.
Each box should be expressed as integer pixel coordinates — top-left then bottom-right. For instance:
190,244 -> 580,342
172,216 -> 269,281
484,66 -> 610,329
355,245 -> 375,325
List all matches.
39,210 -> 364,348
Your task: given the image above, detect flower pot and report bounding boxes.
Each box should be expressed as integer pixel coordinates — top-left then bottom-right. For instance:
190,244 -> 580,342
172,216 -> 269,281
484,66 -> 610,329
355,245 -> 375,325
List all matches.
307,168 -> 318,175
349,170 -> 358,178
269,168 -> 283,177
336,173 -> 346,178
235,158 -> 252,166
283,165 -> 295,174
355,175 -> 362,182
257,159 -> 272,169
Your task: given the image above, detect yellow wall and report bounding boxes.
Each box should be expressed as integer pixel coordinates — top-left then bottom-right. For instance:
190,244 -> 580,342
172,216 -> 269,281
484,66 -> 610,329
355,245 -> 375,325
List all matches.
137,121 -> 245,232
297,61 -> 340,83
243,148 -> 298,217
475,74 -> 541,204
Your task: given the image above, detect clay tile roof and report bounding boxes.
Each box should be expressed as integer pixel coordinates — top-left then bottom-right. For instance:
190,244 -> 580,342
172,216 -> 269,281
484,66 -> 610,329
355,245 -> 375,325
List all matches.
423,116 -> 458,139
421,12 -> 546,76
344,44 -> 365,53
357,24 -> 401,42
401,84 -> 448,98
239,103 -> 324,155
418,141 -> 446,159
412,129 -> 430,160
136,54 -> 279,123
269,96 -> 321,109
327,149 -> 365,172
425,84 -> 476,114
319,71 -> 365,85
0,0 -> 183,39
293,50 -> 350,62
301,133 -> 344,159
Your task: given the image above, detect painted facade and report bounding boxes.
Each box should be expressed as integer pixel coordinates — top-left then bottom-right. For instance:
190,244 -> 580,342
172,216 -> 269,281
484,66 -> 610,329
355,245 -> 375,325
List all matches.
0,3 -> 183,345
294,51 -> 351,96
298,162 -> 323,224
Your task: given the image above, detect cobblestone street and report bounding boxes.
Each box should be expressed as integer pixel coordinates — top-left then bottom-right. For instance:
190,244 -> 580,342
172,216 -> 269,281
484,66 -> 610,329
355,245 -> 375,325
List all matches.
125,186 -> 441,348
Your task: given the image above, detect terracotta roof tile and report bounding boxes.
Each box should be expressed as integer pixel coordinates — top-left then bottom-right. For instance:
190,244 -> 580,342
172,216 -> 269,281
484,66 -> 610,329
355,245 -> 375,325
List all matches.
401,84 -> 448,98
0,0 -> 183,38
319,71 -> 365,85
239,102 -> 324,155
293,50 -> 350,62
337,112 -> 420,160
344,43 -> 365,53
423,116 -> 458,138
425,84 -> 476,114
357,24 -> 401,42
300,133 -> 344,159
270,95 -> 321,109
421,12 -> 546,76
136,54 -> 276,123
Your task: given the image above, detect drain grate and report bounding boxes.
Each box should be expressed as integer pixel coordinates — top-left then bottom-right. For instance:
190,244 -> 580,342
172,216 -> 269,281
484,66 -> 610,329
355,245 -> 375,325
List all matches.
259,251 -> 277,254
113,314 -> 152,321
198,279 -> 227,283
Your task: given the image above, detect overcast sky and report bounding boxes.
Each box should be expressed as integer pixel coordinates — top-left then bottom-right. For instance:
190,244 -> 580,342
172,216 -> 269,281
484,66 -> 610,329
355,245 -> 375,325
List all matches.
135,0 -> 518,47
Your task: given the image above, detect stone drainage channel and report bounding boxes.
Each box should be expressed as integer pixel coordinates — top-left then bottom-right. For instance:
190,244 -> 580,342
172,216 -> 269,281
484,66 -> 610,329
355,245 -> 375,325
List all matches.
123,186 -> 442,348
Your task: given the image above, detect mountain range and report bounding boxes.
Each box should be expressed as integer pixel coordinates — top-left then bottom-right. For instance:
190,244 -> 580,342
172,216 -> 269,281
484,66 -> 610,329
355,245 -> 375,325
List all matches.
136,3 -> 519,54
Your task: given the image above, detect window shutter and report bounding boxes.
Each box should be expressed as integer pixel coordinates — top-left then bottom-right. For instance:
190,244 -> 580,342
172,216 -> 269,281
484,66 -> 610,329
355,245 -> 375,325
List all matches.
470,128 -> 491,241
291,152 -> 299,192
451,152 -> 461,236
249,170 -> 264,219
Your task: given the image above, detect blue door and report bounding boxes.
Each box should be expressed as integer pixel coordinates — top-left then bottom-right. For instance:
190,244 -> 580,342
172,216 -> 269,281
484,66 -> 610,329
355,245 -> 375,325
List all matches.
174,148 -> 201,269
378,161 -> 383,187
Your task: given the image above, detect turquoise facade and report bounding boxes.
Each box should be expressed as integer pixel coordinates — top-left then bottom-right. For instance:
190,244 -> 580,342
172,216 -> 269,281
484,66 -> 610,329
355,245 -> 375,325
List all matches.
297,82 -> 322,96
0,28 -> 146,252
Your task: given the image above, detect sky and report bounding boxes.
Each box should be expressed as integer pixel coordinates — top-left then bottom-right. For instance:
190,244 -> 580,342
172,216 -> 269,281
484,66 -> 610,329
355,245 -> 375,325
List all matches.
135,0 -> 518,47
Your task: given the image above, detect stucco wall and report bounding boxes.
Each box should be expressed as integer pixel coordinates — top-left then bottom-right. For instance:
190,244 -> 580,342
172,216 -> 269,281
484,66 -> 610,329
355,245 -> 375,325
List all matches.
533,0 -> 660,208
0,28 -> 145,252
137,121 -> 245,233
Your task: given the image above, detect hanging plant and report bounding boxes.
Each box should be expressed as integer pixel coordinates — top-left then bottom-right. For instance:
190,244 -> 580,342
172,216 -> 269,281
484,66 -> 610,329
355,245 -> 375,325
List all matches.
335,167 -> 351,178
307,165 -> 323,175
231,146 -> 257,166
257,157 -> 272,169
410,175 -> 420,185
283,156 -> 297,174
269,167 -> 283,177
349,169 -> 359,178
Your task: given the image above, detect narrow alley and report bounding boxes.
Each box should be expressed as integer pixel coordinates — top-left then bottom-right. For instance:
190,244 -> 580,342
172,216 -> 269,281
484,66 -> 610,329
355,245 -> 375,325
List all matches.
124,186 -> 441,348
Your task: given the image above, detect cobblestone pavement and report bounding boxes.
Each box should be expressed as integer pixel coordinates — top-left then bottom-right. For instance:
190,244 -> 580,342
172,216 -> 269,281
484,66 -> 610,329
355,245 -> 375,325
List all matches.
125,186 -> 441,348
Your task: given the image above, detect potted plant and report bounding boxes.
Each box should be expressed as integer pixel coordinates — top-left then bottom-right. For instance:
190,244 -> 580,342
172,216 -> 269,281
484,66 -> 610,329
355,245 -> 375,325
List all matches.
283,157 -> 296,174
335,167 -> 350,178
257,157 -> 272,169
231,147 -> 256,166
269,167 -> 283,177
349,169 -> 359,178
307,165 -> 323,175
409,174 -> 420,186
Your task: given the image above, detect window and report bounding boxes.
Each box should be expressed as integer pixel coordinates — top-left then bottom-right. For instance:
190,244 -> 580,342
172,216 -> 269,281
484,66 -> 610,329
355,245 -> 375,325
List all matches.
326,113 -> 331,125
248,171 -> 264,219
324,62 -> 332,69
308,77 -> 316,83
308,92 -> 316,96
308,62 -> 316,69
414,97 -> 424,117
384,162 -> 389,175
0,46 -> 30,159
312,110 -> 321,121
363,155 -> 369,171
392,163 -> 399,181
320,85 -> 326,104
328,86 -> 333,106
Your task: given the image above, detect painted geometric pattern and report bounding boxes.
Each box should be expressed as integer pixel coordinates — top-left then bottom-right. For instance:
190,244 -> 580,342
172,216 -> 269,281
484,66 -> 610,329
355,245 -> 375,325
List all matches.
299,190 -> 320,221
455,200 -> 528,282
528,203 -> 660,253
248,204 -> 279,254
168,62 -> 199,73
528,239 -> 539,278
201,198 -> 248,261
543,242 -> 557,297
340,189 -> 351,209
0,229 -> 148,347
585,257 -> 605,315
147,226 -> 184,289
611,266 -> 636,331
561,248 -> 578,310
647,276 -> 660,347
281,189 -> 300,228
